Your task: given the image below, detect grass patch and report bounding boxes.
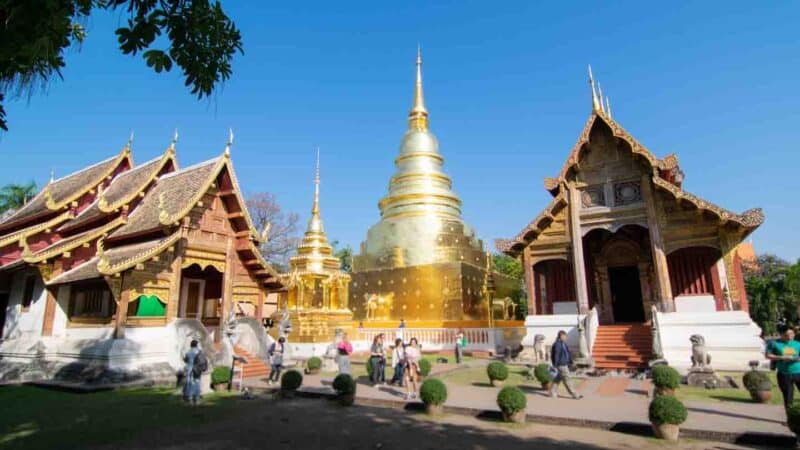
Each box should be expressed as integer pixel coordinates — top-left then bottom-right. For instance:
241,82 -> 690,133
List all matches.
0,385 -> 244,450
437,366 -> 533,388
675,371 -> 782,406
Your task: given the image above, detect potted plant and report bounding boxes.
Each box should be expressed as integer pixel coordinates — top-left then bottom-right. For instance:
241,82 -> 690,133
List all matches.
648,394 -> 687,441
651,365 -> 680,396
420,378 -> 448,415
419,358 -> 432,379
533,363 -> 553,391
280,369 -> 303,399
306,356 -> 322,375
487,362 -> 509,387
497,386 -> 527,423
332,373 -> 357,406
211,366 -> 231,391
742,370 -> 772,403
787,403 -> 800,438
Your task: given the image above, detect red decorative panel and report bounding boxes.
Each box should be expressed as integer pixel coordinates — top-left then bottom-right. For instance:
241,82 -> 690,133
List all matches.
534,259 -> 575,314
667,247 -> 721,302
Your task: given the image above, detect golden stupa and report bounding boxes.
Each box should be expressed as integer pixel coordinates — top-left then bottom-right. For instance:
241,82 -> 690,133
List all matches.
350,49 -> 512,325
277,152 -> 352,342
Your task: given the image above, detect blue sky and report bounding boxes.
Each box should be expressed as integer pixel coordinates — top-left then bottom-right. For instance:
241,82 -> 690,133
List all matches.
2,2 -> 798,260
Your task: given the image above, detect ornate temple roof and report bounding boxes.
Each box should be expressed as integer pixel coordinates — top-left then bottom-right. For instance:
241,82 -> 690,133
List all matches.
0,146 -> 132,233
23,217 -> 125,263
498,69 -> 764,257
60,148 -> 176,232
0,211 -> 73,250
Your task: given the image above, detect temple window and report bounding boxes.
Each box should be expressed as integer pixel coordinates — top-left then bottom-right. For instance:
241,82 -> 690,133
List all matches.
69,281 -> 114,319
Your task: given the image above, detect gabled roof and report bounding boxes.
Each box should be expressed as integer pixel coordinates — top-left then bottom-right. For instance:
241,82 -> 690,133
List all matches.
498,109 -> 764,257
0,211 -> 73,250
60,149 -> 176,232
23,216 -> 126,263
0,147 -> 132,233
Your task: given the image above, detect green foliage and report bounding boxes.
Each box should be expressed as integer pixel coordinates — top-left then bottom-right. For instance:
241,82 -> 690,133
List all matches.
332,374 -> 356,395
746,254 -> 800,336
419,379 -> 447,405
787,403 -> 800,436
533,363 -> 552,384
419,358 -> 432,377
280,369 -> 303,391
306,356 -> 322,371
496,386 -> 527,414
0,182 -> 37,214
330,240 -> 353,273
651,365 -> 680,390
210,366 -> 230,385
0,1 -> 242,131
486,362 -> 509,381
742,370 -> 771,391
493,254 -> 527,319
648,395 -> 688,425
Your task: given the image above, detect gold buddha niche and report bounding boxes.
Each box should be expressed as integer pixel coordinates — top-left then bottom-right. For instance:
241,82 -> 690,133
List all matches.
277,153 -> 352,342
351,50 -> 510,325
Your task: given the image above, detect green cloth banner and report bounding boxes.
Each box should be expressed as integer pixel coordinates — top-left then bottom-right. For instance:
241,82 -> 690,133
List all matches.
135,295 -> 166,317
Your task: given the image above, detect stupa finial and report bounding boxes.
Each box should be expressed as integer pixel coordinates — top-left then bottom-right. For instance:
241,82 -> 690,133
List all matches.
588,64 -> 601,112
408,45 -> 429,130
312,147 -> 320,215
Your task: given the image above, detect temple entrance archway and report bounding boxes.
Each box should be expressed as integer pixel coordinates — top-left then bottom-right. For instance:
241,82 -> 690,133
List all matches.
608,266 -> 645,322
179,264 -> 223,328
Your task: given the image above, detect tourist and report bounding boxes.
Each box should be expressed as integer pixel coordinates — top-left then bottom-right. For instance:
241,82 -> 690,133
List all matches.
549,330 -> 583,400
398,318 -> 406,341
183,339 -> 206,405
337,333 -> 354,375
267,337 -> 286,385
767,324 -> 800,409
455,329 -> 466,364
389,338 -> 406,386
369,334 -> 386,385
404,337 -> 421,400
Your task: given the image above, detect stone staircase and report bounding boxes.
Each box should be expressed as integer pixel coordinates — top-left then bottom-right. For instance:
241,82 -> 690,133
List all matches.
592,324 -> 652,370
233,346 -> 271,379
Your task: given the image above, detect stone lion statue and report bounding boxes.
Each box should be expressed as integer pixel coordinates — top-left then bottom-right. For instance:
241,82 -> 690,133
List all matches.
690,334 -> 711,368
533,334 -> 547,363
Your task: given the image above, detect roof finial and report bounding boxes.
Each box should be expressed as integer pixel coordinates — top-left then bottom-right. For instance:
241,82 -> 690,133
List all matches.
50,168 -> 55,184
125,131 -> 134,151
597,82 -> 605,114
605,97 -> 612,118
169,129 -> 178,151
224,128 -> 234,157
588,64 -> 601,112
408,45 -> 429,131
312,147 -> 321,215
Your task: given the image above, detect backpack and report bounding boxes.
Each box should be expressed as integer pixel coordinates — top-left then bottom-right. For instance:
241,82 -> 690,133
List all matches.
192,351 -> 208,378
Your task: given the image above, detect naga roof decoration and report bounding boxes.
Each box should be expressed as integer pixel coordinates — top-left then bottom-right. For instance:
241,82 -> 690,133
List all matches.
0,146 -> 132,232
22,216 -> 126,263
61,149 -> 176,232
0,211 -> 73,250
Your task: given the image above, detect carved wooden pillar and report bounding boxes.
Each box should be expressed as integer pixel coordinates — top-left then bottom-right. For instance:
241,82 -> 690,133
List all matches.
255,288 -> 265,322
166,233 -> 186,321
522,250 -> 537,315
640,175 -> 674,312
218,236 -> 235,343
41,260 -> 63,337
719,229 -> 745,310
567,184 -> 590,314
114,272 -> 131,339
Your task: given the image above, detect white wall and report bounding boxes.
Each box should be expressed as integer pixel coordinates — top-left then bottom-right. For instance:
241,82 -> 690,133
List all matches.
522,314 -> 585,354
2,269 -> 46,340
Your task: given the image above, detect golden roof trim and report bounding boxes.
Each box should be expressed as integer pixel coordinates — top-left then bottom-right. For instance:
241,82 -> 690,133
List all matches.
97,232 -> 181,275
97,149 -> 176,213
45,146 -> 132,212
0,211 -> 73,250
23,216 -> 126,263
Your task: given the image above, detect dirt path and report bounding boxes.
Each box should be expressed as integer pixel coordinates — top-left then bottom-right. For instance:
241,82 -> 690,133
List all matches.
98,396 -> 771,450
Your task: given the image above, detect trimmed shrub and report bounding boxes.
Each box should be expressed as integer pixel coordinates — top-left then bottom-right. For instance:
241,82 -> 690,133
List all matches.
419,358 -> 432,377
332,373 -> 356,395
281,369 -> 303,391
787,403 -> 800,436
307,356 -> 322,371
533,363 -> 553,384
651,365 -> 680,390
211,366 -> 231,385
487,362 -> 509,382
648,395 -> 688,425
366,358 -> 374,378
497,386 -> 527,414
420,378 -> 448,406
743,370 -> 770,391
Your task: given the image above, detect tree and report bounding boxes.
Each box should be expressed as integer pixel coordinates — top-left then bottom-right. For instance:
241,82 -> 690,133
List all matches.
493,253 -> 527,320
330,240 -> 353,273
745,254 -> 800,336
0,0 -> 243,131
246,192 -> 300,272
0,181 -> 37,214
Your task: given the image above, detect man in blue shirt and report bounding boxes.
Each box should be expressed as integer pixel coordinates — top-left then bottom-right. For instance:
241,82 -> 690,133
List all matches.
767,324 -> 800,409
550,330 -> 583,400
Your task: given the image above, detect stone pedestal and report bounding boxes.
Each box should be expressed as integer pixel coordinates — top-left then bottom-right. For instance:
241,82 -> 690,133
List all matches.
686,368 -> 720,388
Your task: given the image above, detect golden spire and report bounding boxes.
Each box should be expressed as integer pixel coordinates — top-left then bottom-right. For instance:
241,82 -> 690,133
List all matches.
308,148 -> 322,233
588,64 -> 601,112
408,46 -> 429,130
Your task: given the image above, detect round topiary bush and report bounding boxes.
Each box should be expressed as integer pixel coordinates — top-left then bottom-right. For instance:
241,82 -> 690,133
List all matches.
787,403 -> 800,437
497,386 -> 527,422
648,395 -> 688,425
743,370 -> 770,391
651,365 -> 680,393
487,362 -> 509,382
333,373 -> 356,395
419,358 -> 432,377
307,356 -> 322,371
281,369 -> 303,391
211,366 -> 231,385
533,363 -> 553,384
420,378 -> 448,405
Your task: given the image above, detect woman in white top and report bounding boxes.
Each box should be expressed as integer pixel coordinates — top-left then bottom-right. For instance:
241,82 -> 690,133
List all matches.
389,338 -> 405,386
404,337 -> 421,400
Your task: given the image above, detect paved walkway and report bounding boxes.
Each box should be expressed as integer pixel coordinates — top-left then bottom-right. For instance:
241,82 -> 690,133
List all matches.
245,361 -> 793,445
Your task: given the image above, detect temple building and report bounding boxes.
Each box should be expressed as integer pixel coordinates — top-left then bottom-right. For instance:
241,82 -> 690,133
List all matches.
350,50 -> 516,329
0,135 -> 283,382
276,152 -> 352,344
497,68 -> 766,371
